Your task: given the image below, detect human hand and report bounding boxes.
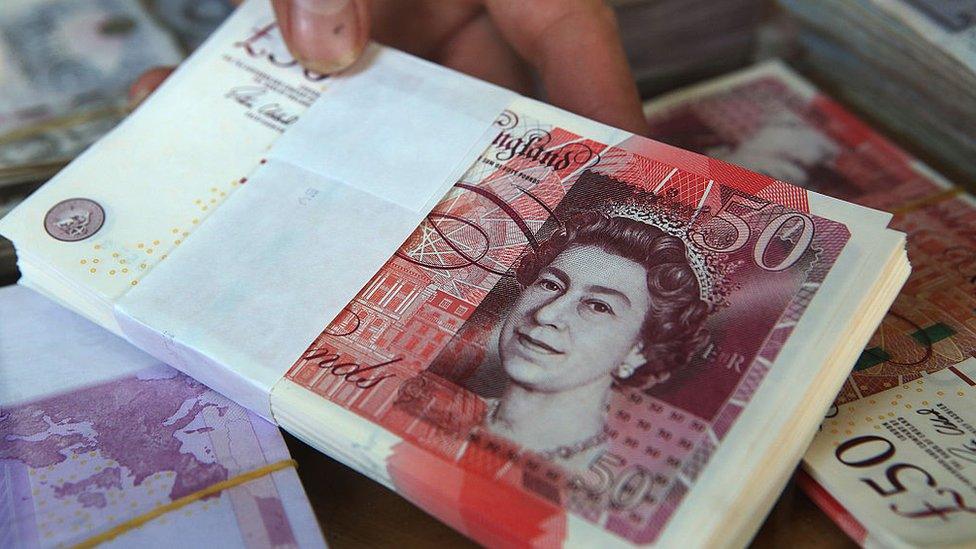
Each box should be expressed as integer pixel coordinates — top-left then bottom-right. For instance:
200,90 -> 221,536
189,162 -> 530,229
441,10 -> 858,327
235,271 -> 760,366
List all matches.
132,0 -> 648,135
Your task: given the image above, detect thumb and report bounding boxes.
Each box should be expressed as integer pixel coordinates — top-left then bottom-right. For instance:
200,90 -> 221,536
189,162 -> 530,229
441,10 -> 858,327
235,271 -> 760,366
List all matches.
271,0 -> 370,74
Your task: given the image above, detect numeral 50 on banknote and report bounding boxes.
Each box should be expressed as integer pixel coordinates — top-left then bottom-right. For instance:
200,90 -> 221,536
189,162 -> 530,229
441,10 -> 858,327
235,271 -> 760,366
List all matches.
692,193 -> 814,272
807,362 -> 976,546
833,434 -> 976,519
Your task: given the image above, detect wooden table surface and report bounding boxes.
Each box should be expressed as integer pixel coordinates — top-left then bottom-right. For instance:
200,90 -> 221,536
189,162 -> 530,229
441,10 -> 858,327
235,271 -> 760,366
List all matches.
284,433 -> 857,548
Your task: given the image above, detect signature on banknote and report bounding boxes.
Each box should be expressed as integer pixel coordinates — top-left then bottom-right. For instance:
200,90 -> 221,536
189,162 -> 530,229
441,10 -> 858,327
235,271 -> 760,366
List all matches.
226,85 -> 266,107
225,86 -> 299,126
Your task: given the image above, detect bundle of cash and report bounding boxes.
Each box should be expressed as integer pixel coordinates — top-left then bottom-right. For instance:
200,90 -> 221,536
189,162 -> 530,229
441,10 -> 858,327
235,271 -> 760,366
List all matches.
646,61 -> 976,547
0,1 -> 910,546
778,0 -> 976,185
610,0 -> 763,95
0,284 -> 326,548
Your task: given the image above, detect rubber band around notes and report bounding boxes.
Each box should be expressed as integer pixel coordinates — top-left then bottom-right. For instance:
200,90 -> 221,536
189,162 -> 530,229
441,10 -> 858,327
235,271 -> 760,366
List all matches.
72,458 -> 298,549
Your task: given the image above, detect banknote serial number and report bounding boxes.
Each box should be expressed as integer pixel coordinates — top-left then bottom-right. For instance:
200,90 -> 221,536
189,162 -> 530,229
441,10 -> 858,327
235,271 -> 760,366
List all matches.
834,434 -> 976,520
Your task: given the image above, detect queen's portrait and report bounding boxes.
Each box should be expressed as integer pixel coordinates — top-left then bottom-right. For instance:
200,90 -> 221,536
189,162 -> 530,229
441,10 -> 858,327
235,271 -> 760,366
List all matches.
477,211 -> 711,471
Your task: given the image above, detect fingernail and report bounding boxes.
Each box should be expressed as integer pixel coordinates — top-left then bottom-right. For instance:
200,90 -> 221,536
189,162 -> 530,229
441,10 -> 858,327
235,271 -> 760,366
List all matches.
280,0 -> 366,73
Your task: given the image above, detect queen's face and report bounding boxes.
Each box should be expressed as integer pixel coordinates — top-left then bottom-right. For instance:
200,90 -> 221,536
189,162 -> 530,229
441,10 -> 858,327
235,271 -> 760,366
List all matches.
498,244 -> 652,393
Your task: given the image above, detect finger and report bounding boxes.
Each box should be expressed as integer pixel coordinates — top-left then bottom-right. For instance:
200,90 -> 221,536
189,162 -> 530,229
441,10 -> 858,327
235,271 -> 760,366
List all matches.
435,13 -> 533,95
129,67 -> 176,107
370,1 -> 531,92
370,0 -> 481,57
485,0 -> 649,136
271,0 -> 371,74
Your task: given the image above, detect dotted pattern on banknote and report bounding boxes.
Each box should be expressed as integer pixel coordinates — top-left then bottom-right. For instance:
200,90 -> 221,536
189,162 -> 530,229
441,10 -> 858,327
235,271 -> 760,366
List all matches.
76,159 -> 267,290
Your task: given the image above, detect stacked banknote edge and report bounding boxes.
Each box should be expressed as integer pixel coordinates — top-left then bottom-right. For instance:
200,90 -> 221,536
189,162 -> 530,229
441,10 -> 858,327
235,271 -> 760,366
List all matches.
646,60 -> 976,547
777,0 -> 976,186
0,1 -> 911,547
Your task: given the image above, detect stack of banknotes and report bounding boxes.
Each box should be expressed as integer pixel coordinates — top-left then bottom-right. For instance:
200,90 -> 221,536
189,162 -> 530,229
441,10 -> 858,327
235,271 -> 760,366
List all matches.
778,0 -> 976,185
610,0 -> 762,95
0,1 -> 912,546
646,61 -> 976,547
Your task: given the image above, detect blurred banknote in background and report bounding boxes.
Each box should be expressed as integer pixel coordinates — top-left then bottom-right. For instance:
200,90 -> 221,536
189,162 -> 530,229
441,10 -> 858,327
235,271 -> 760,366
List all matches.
611,0 -> 763,95
0,0 -> 233,281
0,0 -> 181,181
0,284 -> 327,548
778,0 -> 976,186
646,61 -> 976,548
144,0 -> 236,52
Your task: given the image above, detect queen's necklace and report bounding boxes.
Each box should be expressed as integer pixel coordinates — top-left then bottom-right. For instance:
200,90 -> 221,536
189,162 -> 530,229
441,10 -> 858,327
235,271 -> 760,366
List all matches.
484,400 -> 609,460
